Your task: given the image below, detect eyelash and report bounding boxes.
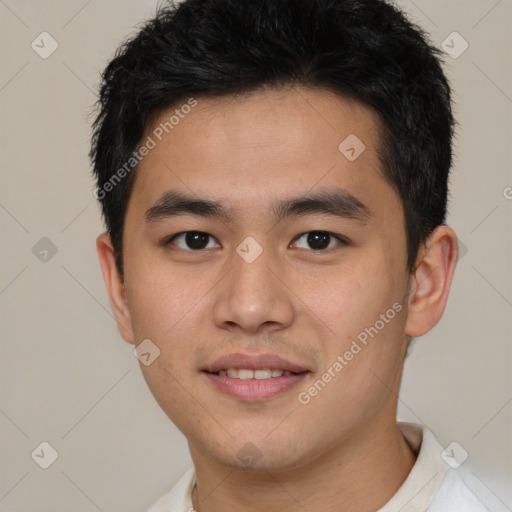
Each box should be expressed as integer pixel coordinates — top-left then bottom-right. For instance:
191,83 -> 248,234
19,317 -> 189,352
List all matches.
163,230 -> 349,252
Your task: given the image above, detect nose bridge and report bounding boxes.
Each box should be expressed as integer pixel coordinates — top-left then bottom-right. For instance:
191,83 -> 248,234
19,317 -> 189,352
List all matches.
212,239 -> 294,332
230,239 -> 277,307
232,243 -> 273,296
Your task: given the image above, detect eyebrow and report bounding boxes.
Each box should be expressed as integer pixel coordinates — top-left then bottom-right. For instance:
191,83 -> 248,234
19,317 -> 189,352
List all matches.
144,189 -> 373,224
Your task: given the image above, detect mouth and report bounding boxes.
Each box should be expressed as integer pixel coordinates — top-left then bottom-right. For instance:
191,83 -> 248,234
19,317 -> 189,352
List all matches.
201,353 -> 311,401
205,368 -> 303,379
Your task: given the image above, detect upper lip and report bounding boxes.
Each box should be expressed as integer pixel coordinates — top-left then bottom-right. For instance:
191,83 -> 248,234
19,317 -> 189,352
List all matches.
202,353 -> 310,373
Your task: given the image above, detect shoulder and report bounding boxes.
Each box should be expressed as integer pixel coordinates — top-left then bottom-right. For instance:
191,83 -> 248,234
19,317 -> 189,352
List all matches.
146,467 -> 196,512
428,468 -> 490,511
391,423 -> 492,512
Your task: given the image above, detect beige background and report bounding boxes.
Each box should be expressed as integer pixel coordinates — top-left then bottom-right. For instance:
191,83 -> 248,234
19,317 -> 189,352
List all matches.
1,1 -> 511,511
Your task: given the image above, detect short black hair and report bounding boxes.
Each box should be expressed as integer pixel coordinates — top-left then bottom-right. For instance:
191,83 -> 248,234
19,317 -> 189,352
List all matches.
90,0 -> 455,280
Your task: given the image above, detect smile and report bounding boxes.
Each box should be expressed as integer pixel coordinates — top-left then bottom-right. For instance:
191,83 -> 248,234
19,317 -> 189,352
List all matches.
212,368 -> 297,379
203,369 -> 309,401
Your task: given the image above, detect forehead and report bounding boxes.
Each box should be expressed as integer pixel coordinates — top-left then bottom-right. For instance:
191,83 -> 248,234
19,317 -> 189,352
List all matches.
129,86 -> 398,221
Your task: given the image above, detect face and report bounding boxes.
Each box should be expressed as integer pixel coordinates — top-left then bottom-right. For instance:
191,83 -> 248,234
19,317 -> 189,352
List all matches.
117,87 -> 414,470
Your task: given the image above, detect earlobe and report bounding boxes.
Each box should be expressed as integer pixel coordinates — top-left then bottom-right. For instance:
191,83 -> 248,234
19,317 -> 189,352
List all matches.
96,232 -> 135,344
405,226 -> 458,338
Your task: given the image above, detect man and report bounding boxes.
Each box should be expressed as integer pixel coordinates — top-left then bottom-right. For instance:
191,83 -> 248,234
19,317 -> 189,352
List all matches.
91,0 -> 490,510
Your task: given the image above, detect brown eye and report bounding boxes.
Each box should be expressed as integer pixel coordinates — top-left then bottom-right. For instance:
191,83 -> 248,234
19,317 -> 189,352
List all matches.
307,231 -> 330,250
167,231 -> 220,250
292,231 -> 347,251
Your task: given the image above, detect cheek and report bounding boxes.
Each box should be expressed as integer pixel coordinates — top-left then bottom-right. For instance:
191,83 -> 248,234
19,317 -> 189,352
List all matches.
297,253 -> 408,395
295,310 -> 407,437
139,356 -> 206,438
126,272 -> 209,425
123,247 -> 205,341
296,257 -> 399,341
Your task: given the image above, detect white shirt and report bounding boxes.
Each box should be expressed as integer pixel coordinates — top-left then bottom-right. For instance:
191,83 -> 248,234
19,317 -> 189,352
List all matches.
147,422 -> 490,511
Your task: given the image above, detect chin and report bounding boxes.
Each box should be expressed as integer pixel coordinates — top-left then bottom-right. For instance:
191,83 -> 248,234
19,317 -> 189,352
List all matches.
199,435 -> 311,472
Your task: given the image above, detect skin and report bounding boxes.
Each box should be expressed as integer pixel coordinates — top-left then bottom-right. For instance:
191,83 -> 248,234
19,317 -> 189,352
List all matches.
97,86 -> 458,512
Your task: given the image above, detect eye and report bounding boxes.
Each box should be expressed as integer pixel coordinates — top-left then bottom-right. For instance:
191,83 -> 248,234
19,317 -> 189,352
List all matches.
291,231 -> 348,251
166,231 -> 220,251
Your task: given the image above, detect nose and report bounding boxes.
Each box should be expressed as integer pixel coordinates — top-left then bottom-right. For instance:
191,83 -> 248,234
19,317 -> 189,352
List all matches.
212,245 -> 295,334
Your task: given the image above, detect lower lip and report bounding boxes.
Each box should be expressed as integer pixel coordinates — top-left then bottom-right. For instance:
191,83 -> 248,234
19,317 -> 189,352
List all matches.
203,372 -> 309,401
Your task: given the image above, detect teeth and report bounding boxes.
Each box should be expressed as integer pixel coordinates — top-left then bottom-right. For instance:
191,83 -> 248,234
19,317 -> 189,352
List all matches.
254,369 -> 271,379
217,368 -> 293,379
238,369 -> 254,380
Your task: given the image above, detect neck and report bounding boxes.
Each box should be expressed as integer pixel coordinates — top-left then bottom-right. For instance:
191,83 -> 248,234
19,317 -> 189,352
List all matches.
190,419 -> 417,512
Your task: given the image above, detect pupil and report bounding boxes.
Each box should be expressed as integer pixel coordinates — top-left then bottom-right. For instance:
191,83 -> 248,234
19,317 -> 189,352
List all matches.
307,231 -> 330,250
186,231 -> 208,250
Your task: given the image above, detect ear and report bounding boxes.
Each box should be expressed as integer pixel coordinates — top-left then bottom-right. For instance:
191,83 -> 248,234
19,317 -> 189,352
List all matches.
96,232 -> 135,344
405,225 -> 458,338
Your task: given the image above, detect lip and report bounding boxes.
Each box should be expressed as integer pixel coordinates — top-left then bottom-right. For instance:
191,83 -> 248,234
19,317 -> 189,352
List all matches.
201,352 -> 310,401
203,372 -> 309,401
202,352 -> 309,374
